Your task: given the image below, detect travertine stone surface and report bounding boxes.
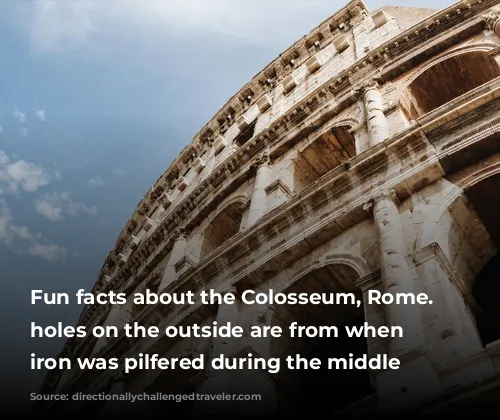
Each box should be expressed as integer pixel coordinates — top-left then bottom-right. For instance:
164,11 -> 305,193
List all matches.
371,190 -> 426,356
363,84 -> 390,147
247,155 -> 272,228
39,0 -> 500,417
159,230 -> 187,290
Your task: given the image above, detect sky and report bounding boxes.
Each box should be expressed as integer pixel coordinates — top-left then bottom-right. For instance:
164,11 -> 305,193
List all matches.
0,0 -> 454,403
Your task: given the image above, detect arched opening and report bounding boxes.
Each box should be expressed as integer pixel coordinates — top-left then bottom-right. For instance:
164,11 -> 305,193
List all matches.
467,173 -> 500,346
200,202 -> 244,259
401,51 -> 500,120
271,264 -> 373,416
293,126 -> 356,194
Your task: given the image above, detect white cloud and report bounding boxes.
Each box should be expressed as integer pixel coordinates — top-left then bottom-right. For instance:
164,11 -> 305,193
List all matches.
0,199 -> 67,262
10,0 -> 453,57
34,191 -> 98,222
113,0 -> 328,44
34,198 -> 63,222
87,175 -> 103,188
13,106 -> 27,123
28,0 -> 95,54
34,105 -> 46,122
0,151 -> 52,193
28,242 -> 68,262
19,127 -> 29,137
16,0 -> 353,55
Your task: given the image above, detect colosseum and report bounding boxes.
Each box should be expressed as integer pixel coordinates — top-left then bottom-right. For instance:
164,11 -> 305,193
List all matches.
38,0 -> 500,417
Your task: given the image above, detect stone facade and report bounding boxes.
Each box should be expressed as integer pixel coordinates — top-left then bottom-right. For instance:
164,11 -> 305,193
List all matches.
39,0 -> 500,417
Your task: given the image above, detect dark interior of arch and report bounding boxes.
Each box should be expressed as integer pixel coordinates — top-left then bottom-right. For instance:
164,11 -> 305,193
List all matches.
271,265 -> 373,415
293,126 -> 356,194
401,52 -> 500,120
468,173 -> 500,346
473,254 -> 500,346
200,202 -> 244,258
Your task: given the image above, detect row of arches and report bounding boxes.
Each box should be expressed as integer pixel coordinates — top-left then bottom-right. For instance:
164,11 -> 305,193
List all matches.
198,49 -> 500,263
465,172 -> 500,346
83,164 -> 500,418
81,47 -> 500,416
194,167 -> 500,416
401,49 -> 500,120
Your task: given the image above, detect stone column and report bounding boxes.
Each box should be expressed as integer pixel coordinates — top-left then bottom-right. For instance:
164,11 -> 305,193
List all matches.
93,304 -> 131,354
100,372 -> 130,415
369,189 -> 426,355
354,273 -> 387,360
362,82 -> 389,147
236,302 -> 279,416
192,286 -> 241,417
159,229 -> 188,290
494,17 -> 500,37
247,153 -> 272,228
245,302 -> 274,358
484,10 -> 500,37
365,190 -> 441,411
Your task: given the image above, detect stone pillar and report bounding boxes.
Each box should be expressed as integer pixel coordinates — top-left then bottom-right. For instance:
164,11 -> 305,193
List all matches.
410,245 -> 496,386
93,304 -> 130,354
159,229 -> 188,290
370,190 -> 426,355
247,153 -> 272,228
237,302 -> 279,416
211,288 -> 238,350
363,83 -> 389,147
494,17 -> 500,37
365,190 -> 441,411
354,273 -> 387,360
245,302 -> 274,358
100,373 -> 130,415
484,10 -> 500,37
192,286 -> 241,417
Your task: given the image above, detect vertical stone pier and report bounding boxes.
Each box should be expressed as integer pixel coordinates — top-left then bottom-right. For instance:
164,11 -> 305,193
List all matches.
363,82 -> 389,147
366,190 -> 441,411
192,286 -> 241,417
372,190 -> 426,355
99,373 -> 130,415
234,300 -> 278,416
93,304 -> 132,354
247,153 -> 272,228
159,229 -> 187,290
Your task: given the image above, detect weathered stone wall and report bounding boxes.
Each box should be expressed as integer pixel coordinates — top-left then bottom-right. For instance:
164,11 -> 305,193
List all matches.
39,0 -> 500,417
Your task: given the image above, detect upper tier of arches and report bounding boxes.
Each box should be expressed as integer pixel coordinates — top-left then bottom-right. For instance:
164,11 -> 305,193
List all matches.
94,0 -> 500,295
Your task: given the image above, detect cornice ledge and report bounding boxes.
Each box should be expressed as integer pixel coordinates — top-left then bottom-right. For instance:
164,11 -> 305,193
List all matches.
69,145 -> 446,387
379,16 -> 485,83
83,105 -> 438,330
100,3 -> 492,281
71,0 -> 500,354
191,0 -> 370,141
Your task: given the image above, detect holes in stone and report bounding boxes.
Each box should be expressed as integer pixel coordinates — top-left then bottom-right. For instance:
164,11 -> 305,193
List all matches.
235,120 -> 257,147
